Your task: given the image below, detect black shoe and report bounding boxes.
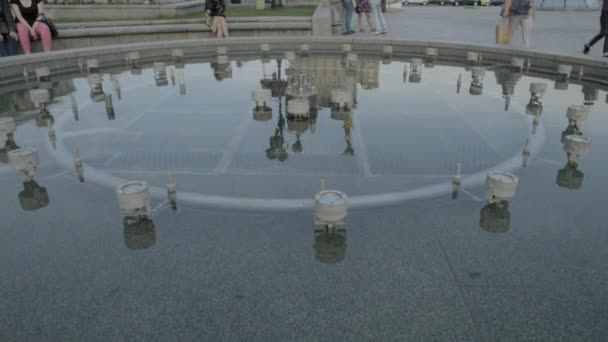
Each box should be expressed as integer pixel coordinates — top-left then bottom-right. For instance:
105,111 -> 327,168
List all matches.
583,44 -> 590,55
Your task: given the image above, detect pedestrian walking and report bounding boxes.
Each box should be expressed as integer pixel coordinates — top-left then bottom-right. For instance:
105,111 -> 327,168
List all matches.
370,0 -> 387,35
583,0 -> 608,57
341,0 -> 355,35
502,0 -> 535,48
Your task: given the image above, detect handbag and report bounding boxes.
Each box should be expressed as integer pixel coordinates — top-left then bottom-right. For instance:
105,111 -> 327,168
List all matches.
39,15 -> 58,38
496,17 -> 511,45
203,12 -> 213,27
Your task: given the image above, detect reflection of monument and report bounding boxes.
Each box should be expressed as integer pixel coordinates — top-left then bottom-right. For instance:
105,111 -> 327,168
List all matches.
314,228 -> 347,264
123,218 -> 156,250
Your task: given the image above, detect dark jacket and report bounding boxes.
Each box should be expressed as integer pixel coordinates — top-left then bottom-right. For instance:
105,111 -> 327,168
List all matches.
0,0 -> 17,34
603,0 -> 607,12
205,0 -> 226,16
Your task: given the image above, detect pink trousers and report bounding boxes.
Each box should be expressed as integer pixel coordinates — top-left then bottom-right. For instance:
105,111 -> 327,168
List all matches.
16,22 -> 52,54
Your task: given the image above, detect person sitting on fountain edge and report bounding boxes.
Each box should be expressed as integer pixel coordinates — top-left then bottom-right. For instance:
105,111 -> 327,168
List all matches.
206,0 -> 228,38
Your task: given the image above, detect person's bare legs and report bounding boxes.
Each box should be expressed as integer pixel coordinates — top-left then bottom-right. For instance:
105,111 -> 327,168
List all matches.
221,17 -> 229,37
357,13 -> 363,32
520,15 -> 533,48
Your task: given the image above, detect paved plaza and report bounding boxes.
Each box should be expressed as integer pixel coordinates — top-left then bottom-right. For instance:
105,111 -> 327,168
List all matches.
345,6 -> 604,57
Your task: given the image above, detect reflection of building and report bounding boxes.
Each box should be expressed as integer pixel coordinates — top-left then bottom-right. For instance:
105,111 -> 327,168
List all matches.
123,218 -> 156,250
314,228 -> 347,264
288,56 -> 358,108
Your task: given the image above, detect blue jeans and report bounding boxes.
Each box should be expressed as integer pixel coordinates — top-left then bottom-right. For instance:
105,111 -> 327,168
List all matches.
0,33 -> 18,57
371,0 -> 387,33
341,0 -> 354,33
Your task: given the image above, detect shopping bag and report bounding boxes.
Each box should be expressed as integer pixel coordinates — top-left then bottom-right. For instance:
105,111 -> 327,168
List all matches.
496,18 -> 511,45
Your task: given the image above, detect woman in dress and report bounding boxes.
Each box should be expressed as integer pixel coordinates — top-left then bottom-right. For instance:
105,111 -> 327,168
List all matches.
11,0 -> 52,53
205,0 -> 228,38
355,0 -> 375,33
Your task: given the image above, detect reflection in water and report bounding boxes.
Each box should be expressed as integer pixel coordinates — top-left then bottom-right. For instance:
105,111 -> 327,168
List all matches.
153,62 -> 168,87
211,56 -> 233,81
554,64 -> 572,91
266,112 -> 288,162
480,171 -> 519,233
5,146 -> 50,211
314,227 -> 347,264
480,201 -> 510,233
331,108 -> 354,156
18,180 -> 50,211
88,74 -> 105,103
495,67 -> 522,111
557,134 -> 591,190
0,118 -> 19,164
408,59 -> 423,83
123,217 -> 156,250
105,95 -> 116,120
469,67 -> 486,96
582,84 -> 599,106
111,76 -> 122,100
